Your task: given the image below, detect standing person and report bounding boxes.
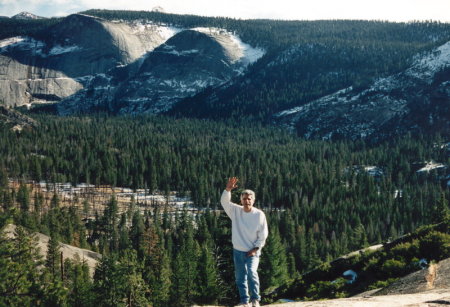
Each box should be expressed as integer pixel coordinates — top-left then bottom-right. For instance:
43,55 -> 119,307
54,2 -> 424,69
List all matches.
221,177 -> 269,307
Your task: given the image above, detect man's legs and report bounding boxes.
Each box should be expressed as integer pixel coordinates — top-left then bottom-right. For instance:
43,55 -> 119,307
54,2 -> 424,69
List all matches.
246,254 -> 261,302
233,249 -> 249,304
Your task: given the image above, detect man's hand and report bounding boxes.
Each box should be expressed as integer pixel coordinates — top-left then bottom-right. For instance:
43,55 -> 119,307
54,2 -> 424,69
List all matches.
246,248 -> 258,257
226,177 -> 239,192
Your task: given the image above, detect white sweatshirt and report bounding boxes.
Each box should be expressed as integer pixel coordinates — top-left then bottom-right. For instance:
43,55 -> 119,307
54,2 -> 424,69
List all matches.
220,190 -> 269,253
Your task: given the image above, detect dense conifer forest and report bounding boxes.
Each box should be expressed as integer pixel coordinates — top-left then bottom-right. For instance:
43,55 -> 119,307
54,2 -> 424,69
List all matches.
0,114 -> 449,306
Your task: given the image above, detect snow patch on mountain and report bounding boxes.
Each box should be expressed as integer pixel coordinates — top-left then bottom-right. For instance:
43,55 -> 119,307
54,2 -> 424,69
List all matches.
48,44 -> 82,56
407,41 -> 450,81
0,36 -> 83,58
274,40 -> 450,140
192,27 -> 265,67
0,36 -> 45,54
11,11 -> 45,20
161,44 -> 200,56
128,21 -> 183,40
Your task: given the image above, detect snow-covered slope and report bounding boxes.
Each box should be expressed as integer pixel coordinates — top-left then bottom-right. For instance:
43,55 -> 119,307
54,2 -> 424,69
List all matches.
11,11 -> 45,20
0,13 -> 264,114
274,41 -> 450,140
57,22 -> 265,115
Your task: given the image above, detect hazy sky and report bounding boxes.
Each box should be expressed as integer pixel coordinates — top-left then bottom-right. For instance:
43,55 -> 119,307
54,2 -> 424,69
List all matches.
1,0 -> 449,22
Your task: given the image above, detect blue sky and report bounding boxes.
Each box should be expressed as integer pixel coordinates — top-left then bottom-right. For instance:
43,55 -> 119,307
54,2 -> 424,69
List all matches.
1,0 -> 449,22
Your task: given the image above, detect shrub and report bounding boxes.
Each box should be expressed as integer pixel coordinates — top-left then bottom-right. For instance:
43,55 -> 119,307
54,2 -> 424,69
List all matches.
418,231 -> 450,261
380,258 -> 408,278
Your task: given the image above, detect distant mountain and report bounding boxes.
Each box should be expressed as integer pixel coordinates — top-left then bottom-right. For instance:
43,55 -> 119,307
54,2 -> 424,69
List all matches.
57,24 -> 263,114
0,10 -> 449,140
274,42 -> 450,140
11,11 -> 45,20
151,6 -> 166,13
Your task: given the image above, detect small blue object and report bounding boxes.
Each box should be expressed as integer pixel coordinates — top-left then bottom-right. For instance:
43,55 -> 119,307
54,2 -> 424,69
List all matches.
343,269 -> 358,284
418,258 -> 428,269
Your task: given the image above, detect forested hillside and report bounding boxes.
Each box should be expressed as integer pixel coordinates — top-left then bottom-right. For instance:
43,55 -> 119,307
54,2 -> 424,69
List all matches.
0,114 -> 449,305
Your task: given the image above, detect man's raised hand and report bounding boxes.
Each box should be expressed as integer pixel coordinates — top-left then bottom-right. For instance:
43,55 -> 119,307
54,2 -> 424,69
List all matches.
226,177 -> 239,192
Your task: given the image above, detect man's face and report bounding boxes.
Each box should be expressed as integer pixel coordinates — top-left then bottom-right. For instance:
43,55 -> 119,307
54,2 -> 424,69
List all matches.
241,193 -> 255,210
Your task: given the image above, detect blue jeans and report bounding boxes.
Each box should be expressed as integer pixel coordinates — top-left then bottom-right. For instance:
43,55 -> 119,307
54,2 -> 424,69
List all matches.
233,249 -> 261,304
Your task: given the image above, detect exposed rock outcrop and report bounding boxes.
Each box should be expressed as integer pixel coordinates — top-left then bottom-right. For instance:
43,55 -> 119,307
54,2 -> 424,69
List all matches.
0,14 -> 173,108
274,41 -> 450,140
2,224 -> 101,276
0,105 -> 38,130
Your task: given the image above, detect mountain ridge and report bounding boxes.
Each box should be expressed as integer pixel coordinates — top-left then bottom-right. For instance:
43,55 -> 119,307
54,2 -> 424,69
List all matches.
274,41 -> 450,140
0,10 -> 449,140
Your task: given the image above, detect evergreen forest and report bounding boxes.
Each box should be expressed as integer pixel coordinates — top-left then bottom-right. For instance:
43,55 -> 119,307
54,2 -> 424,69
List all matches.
0,114 -> 449,306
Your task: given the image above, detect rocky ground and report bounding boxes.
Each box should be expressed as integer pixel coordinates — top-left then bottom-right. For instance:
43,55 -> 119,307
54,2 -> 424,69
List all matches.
3,224 -> 101,276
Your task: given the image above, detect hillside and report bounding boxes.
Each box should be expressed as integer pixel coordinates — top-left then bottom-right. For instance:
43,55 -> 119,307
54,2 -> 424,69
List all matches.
3,224 -> 100,275
0,10 -> 449,139
274,41 -> 450,140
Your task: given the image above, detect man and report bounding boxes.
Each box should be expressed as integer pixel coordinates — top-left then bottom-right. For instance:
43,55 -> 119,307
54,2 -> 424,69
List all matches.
221,177 -> 269,307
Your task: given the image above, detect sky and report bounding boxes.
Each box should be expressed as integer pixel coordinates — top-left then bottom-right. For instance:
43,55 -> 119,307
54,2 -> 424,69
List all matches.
0,0 -> 449,22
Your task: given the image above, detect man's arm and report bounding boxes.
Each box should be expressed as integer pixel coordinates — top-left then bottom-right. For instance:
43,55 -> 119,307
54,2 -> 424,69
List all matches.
248,213 -> 269,256
221,177 -> 239,218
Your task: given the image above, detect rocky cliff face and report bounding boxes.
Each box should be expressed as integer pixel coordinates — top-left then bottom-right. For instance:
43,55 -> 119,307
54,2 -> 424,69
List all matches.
57,26 -> 263,114
0,13 -> 263,114
0,13 -> 164,107
274,41 -> 450,140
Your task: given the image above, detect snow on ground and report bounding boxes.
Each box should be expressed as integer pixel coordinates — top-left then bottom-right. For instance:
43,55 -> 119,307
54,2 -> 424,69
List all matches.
192,26 -> 265,66
0,36 -> 83,58
416,161 -> 447,172
48,44 -> 82,56
35,180 -> 193,208
275,40 -> 450,123
407,41 -> 450,80
0,36 -> 45,54
0,36 -> 27,48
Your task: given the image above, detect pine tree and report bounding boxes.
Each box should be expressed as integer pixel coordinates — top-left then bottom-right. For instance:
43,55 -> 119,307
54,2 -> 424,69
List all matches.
65,257 -> 93,307
0,225 -> 42,306
260,225 -> 289,291
170,216 -> 199,307
130,210 -> 145,256
50,193 -> 60,209
120,250 -> 150,307
350,223 -> 369,251
196,243 -> 221,305
46,231 -> 61,280
142,223 -> 172,307
17,183 -> 30,212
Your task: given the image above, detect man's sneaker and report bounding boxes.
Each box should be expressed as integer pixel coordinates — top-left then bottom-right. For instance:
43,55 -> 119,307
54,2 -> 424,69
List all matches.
251,299 -> 260,307
234,303 -> 249,307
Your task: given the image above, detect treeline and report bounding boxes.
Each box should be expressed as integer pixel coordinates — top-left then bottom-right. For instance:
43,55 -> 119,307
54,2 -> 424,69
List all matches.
0,17 -> 62,40
80,10 -> 450,49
